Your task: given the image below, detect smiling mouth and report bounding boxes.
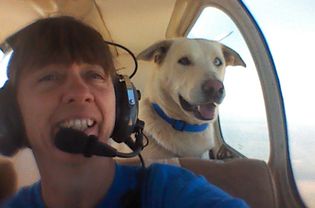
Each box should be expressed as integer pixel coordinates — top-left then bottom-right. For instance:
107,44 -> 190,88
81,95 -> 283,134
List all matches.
59,118 -> 96,132
179,95 -> 217,121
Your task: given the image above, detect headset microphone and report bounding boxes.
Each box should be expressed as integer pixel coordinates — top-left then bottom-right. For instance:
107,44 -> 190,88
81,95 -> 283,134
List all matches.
54,120 -> 145,158
54,128 -> 116,157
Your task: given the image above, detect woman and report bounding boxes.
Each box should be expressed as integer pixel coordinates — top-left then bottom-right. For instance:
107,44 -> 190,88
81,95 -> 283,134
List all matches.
0,16 -> 248,207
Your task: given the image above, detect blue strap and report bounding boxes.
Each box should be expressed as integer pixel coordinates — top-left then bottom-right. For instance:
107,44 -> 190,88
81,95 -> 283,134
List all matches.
152,103 -> 209,133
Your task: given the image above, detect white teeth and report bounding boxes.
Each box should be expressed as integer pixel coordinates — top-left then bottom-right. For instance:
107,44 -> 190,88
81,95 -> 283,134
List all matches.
81,120 -> 87,128
74,120 -> 81,127
60,119 -> 94,131
87,119 -> 93,126
69,120 -> 74,127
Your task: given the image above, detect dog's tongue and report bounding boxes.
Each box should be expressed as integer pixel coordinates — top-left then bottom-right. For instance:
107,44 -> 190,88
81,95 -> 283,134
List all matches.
197,103 -> 216,120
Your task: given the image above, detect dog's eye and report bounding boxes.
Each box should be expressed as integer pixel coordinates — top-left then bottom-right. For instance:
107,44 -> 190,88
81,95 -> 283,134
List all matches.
178,57 -> 191,66
214,58 -> 222,66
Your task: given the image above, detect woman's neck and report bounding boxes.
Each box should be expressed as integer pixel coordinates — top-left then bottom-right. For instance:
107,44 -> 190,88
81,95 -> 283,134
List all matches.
37,156 -> 116,208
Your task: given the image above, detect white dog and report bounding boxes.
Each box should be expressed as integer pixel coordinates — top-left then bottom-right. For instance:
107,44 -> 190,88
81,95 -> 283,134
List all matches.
135,38 -> 246,159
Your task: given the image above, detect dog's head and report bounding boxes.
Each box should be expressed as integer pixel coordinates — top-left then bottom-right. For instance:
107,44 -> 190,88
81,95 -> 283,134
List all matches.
138,38 -> 246,123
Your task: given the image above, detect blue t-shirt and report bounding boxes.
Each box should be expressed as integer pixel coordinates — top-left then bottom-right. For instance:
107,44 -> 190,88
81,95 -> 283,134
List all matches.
2,163 -> 249,208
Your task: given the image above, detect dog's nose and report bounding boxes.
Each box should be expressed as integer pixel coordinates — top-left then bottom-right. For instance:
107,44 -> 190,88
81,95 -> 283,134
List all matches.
202,79 -> 225,103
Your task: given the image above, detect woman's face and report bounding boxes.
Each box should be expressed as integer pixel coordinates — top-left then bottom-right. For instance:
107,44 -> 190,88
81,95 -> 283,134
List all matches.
16,63 -> 116,162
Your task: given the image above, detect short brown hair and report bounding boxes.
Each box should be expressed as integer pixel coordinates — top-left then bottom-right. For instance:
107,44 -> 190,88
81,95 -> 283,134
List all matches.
8,16 -> 116,88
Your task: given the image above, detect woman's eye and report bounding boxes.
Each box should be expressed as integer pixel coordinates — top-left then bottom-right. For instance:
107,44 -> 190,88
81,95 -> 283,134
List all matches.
213,57 -> 223,66
38,74 -> 58,82
86,71 -> 106,80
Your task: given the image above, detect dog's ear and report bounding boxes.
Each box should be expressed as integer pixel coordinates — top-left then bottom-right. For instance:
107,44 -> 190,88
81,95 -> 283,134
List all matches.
137,40 -> 173,64
221,45 -> 246,67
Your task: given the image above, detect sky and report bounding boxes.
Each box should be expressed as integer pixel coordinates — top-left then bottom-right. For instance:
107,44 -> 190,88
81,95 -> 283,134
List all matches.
243,0 -> 315,124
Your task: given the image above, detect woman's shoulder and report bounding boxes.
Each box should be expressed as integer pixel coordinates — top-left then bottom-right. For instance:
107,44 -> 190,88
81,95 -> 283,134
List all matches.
1,181 -> 43,208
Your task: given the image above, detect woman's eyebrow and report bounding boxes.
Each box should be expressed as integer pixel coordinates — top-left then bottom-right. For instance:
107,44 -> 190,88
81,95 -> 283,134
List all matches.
31,64 -> 68,72
81,64 -> 109,75
82,64 -> 104,71
25,65 -> 67,79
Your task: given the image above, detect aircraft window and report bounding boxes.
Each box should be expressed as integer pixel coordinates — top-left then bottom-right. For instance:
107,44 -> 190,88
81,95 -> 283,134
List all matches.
0,50 -> 10,87
188,7 -> 269,161
243,0 -> 315,207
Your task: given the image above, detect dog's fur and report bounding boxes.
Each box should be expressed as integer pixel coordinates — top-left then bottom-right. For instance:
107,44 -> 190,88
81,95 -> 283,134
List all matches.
134,38 -> 246,159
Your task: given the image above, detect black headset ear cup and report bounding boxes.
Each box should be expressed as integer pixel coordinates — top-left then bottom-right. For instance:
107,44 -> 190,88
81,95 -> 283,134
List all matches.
0,83 -> 26,156
111,74 -> 140,143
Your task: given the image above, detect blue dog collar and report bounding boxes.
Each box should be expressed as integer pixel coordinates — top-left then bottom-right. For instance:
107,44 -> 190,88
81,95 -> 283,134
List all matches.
151,103 -> 209,132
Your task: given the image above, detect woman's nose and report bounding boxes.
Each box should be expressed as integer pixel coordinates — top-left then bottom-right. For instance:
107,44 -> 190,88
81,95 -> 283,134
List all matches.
61,77 -> 94,104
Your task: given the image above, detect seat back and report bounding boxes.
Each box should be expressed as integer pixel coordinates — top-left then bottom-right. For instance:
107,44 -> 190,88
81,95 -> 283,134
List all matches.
178,158 -> 278,208
0,157 -> 17,203
117,157 -> 278,208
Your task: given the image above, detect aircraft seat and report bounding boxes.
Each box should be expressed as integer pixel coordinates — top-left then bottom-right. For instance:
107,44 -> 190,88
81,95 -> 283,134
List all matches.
0,157 -> 17,203
117,157 -> 278,208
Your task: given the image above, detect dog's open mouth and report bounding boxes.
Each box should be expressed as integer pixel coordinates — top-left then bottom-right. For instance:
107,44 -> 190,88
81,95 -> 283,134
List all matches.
179,95 -> 216,121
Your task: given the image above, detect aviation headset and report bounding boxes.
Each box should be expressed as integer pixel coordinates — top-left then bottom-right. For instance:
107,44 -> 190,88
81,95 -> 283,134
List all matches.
0,21 -> 145,157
